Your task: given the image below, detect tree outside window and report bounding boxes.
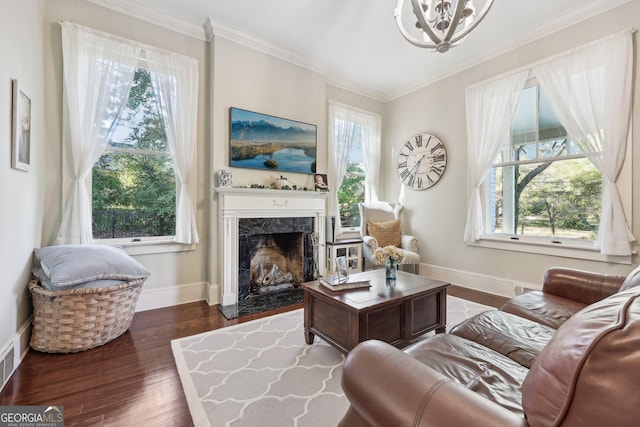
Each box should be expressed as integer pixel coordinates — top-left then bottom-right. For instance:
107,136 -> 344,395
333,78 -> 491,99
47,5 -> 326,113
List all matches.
92,68 -> 176,239
488,82 -> 601,241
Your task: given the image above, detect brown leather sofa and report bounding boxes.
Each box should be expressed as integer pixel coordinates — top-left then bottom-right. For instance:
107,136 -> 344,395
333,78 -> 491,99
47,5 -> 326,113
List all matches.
338,267 -> 640,427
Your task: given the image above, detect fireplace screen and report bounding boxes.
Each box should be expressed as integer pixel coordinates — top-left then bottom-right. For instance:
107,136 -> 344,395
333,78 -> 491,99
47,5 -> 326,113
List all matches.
238,217 -> 315,300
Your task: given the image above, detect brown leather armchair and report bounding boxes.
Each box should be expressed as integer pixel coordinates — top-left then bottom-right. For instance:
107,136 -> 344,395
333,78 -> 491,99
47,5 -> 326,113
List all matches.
339,266 -> 640,427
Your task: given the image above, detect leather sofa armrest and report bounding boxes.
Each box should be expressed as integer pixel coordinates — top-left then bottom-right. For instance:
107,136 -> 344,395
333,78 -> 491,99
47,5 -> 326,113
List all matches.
400,234 -> 418,252
542,267 -> 625,305
339,340 -> 527,427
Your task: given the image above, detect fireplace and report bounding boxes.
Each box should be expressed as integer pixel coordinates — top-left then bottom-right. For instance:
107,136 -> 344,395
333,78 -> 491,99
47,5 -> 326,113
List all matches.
214,187 -> 327,308
238,217 -> 315,300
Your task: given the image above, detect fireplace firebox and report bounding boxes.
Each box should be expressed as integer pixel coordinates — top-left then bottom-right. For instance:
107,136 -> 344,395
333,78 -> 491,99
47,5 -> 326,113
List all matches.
238,217 -> 315,300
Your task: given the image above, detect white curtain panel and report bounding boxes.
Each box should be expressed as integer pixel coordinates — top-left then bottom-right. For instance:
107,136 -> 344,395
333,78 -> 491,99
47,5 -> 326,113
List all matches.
360,112 -> 382,204
147,50 -> 200,245
56,22 -> 140,244
463,71 -> 529,242
533,30 -> 634,256
328,103 -> 358,236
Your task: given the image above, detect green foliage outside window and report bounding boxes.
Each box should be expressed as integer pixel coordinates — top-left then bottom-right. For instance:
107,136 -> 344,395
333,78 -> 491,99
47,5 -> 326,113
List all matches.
92,69 -> 176,239
337,163 -> 365,228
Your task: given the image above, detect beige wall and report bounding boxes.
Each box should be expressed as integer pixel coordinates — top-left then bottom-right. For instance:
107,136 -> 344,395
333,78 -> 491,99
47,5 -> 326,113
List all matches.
382,1 -> 640,289
0,0 -> 46,353
208,36 -> 384,296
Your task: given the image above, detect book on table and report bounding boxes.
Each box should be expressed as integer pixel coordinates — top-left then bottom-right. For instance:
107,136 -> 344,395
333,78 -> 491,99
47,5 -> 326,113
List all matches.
320,275 -> 371,291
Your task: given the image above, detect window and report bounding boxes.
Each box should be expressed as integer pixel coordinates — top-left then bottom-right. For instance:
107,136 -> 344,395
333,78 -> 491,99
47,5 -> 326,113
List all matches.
337,126 -> 365,229
487,81 -> 601,242
92,68 -> 176,240
329,103 -> 381,236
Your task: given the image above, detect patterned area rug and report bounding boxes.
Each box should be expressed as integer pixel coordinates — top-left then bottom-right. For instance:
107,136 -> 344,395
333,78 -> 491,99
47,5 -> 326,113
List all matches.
171,296 -> 492,427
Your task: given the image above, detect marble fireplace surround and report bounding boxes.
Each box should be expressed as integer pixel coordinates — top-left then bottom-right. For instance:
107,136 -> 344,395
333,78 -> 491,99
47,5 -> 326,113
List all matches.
214,187 -> 327,306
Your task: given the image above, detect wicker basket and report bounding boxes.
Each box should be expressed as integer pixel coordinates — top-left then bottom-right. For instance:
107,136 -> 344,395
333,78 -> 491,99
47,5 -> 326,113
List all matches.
28,278 -> 145,353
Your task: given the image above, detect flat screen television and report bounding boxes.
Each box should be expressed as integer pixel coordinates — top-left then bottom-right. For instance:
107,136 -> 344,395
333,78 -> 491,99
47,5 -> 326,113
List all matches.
229,107 -> 317,174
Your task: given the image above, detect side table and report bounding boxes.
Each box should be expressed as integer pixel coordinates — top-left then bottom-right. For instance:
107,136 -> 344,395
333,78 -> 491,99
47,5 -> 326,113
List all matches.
326,238 -> 363,275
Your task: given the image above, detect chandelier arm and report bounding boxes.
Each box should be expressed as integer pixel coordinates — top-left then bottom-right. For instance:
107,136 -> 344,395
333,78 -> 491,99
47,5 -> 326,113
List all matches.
410,0 -> 443,44
443,0 -> 468,42
446,0 -> 494,45
394,0 -> 438,49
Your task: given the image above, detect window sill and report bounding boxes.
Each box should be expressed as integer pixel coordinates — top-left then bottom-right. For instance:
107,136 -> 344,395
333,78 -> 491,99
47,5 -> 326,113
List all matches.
469,236 -> 632,265
96,238 -> 197,256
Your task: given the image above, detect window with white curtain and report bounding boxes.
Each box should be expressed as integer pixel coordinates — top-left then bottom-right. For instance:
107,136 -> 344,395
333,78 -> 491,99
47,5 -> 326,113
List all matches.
328,102 -> 381,237
465,30 -> 634,260
56,22 -> 199,247
487,79 -> 602,242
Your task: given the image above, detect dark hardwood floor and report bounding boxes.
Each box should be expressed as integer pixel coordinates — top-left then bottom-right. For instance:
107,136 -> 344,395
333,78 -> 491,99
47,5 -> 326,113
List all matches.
0,287 -> 507,426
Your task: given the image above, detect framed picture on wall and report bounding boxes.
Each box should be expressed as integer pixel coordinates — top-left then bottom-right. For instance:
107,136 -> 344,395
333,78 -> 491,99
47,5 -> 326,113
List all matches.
11,79 -> 31,172
229,107 -> 317,174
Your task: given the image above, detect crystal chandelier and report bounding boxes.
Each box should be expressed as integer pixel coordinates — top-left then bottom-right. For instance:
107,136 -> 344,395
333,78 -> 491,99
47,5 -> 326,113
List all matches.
394,0 -> 494,53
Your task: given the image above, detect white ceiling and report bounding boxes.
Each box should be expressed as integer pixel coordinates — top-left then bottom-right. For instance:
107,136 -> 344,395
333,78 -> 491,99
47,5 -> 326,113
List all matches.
87,0 -> 629,101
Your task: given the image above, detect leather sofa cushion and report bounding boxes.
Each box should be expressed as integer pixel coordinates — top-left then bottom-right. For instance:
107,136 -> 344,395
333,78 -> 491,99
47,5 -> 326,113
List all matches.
500,291 -> 587,329
619,264 -> 640,291
522,287 -> 640,427
450,310 -> 555,368
404,334 -> 529,417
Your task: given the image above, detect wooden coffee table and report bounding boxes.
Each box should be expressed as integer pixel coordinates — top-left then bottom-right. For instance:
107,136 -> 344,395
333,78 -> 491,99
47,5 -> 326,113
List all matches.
303,269 -> 449,353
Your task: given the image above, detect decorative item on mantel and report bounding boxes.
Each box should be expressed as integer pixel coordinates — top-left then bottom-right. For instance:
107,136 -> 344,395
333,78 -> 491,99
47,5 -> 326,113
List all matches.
217,169 -> 233,187
394,0 -> 494,53
374,245 -> 406,280
274,175 -> 290,189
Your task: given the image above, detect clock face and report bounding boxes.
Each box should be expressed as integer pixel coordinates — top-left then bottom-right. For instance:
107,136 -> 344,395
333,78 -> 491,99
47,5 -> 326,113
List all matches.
397,133 -> 447,190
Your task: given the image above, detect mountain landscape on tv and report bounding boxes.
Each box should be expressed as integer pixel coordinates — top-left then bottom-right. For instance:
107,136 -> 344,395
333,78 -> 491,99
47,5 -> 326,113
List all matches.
230,109 -> 317,174
231,120 -> 316,143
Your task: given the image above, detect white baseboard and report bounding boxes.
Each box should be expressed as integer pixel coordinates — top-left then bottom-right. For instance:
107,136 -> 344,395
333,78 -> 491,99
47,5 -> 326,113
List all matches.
206,283 -> 220,306
420,263 -> 540,298
135,282 -> 209,312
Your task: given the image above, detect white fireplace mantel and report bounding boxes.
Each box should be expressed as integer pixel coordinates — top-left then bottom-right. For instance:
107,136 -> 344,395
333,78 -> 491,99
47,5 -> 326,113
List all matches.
214,187 -> 328,306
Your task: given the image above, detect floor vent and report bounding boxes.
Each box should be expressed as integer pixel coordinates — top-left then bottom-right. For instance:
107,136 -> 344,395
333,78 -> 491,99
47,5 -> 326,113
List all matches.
0,345 -> 15,391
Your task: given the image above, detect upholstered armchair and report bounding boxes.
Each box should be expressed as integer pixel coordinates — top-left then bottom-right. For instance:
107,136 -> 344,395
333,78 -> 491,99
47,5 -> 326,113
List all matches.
358,202 -> 420,274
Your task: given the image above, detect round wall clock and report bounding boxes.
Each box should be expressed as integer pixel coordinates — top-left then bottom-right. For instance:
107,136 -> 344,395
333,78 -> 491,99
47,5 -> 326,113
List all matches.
396,133 -> 447,190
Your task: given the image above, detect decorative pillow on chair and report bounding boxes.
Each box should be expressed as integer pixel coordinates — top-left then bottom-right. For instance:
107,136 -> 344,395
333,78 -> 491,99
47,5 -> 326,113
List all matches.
367,220 -> 402,247
33,244 -> 150,290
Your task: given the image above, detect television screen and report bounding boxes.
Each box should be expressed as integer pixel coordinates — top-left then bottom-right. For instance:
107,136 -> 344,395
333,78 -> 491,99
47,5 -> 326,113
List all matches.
229,107 -> 317,174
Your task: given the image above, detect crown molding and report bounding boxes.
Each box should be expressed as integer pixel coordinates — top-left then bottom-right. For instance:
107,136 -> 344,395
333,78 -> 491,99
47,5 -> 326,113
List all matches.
85,0 -> 208,41
205,18 -> 386,102
386,0 -> 634,101
205,18 -> 328,77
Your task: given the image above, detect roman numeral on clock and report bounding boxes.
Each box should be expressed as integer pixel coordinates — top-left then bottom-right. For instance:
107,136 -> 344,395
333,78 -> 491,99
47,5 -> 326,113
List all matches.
430,164 -> 444,175
431,153 -> 445,163
399,168 -> 411,179
414,134 -> 423,147
397,160 -> 408,169
430,142 -> 444,154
